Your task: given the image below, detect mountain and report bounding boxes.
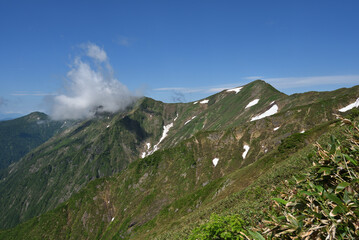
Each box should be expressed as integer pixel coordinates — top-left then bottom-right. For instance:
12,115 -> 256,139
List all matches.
0,80 -> 358,239
0,112 -> 71,170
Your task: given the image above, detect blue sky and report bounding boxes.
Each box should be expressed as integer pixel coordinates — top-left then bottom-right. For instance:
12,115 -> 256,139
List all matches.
1,0 -> 359,119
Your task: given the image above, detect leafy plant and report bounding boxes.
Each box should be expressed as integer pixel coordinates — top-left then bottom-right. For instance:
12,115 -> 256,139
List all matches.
260,117 -> 359,239
187,214 -> 247,240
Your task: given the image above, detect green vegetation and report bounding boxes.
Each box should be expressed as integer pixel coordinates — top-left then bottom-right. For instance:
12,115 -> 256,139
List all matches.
187,117 -> 359,240
187,214 -> 247,240
0,112 -> 68,170
0,81 -> 359,239
260,118 -> 359,239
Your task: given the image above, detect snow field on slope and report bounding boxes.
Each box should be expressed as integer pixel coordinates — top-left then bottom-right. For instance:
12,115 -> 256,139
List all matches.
212,158 -> 219,167
242,145 -> 250,159
245,99 -> 260,109
141,117 -> 176,158
185,116 -> 197,125
339,98 -> 359,112
250,104 -> 278,121
226,87 -> 242,94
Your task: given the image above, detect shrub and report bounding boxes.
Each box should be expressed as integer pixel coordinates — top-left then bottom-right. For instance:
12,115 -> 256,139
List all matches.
187,214 -> 247,240
261,118 -> 359,239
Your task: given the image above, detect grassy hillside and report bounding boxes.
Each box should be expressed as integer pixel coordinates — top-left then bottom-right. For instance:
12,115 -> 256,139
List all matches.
1,111 -> 356,239
0,80 -> 358,234
0,112 -> 69,170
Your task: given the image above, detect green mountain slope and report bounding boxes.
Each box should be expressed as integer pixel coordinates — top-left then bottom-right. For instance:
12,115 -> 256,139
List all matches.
0,80 -> 358,233
1,111 -> 357,240
0,112 -> 70,170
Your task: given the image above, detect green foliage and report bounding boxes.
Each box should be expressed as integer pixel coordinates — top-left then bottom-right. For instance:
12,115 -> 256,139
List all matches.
0,112 -> 67,170
261,118 -> 359,239
187,214 -> 247,240
278,132 -> 307,154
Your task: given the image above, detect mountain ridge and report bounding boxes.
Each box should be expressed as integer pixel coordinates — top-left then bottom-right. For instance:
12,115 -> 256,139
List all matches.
0,80 -> 358,237
0,112 -> 72,170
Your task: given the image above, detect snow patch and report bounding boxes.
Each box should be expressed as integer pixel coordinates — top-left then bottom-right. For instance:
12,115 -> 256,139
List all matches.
226,87 -> 242,94
106,124 -> 110,128
339,98 -> 359,112
273,127 -> 280,131
200,99 -> 209,104
111,217 -> 115,222
185,116 -> 196,125
143,122 -> 174,157
270,101 -> 275,105
242,145 -> 250,159
174,113 -> 179,121
154,122 -> 173,149
300,130 -> 305,133
250,104 -> 279,121
193,101 -> 198,105
60,121 -> 67,128
245,99 -> 260,109
212,158 -> 219,167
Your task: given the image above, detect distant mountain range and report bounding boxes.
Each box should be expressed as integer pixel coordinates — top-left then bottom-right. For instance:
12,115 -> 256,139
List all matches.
0,80 -> 358,239
0,112 -> 73,170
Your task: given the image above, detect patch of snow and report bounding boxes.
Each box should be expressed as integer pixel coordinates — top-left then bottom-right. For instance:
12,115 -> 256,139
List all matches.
339,98 -> 359,112
245,99 -> 260,109
146,122 -> 174,156
200,99 -> 209,104
157,123 -> 173,146
193,101 -> 198,104
270,101 -> 275,105
212,158 -> 219,167
300,130 -> 305,133
185,116 -> 197,125
250,104 -> 279,121
264,149 -> 268,153
226,87 -> 242,94
242,145 -> 250,159
111,217 -> 115,222
174,113 -> 179,121
60,121 -> 67,128
106,125 -> 110,128
273,127 -> 280,131
141,143 -> 152,158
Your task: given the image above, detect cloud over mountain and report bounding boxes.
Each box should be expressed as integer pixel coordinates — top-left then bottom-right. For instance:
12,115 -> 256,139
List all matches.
50,43 -> 136,120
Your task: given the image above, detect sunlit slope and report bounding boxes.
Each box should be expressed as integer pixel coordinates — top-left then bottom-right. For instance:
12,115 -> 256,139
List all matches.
2,112 -> 357,239
0,112 -> 69,170
0,80 -> 358,231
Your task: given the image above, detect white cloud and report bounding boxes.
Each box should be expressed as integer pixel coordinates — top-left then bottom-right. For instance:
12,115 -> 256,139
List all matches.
49,43 -> 136,120
264,75 -> 359,89
85,43 -> 107,62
